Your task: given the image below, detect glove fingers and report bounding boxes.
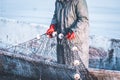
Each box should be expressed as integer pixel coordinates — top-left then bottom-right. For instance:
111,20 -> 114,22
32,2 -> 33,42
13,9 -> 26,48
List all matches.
46,29 -> 54,35
46,24 -> 55,35
67,32 -> 75,40
66,33 -> 71,38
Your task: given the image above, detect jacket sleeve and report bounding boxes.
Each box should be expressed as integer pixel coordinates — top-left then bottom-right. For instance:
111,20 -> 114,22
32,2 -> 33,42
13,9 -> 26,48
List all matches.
51,0 -> 57,25
70,0 -> 89,32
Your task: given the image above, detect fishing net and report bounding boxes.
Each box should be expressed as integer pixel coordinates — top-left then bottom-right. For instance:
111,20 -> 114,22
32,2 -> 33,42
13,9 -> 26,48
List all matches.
0,34 -> 98,80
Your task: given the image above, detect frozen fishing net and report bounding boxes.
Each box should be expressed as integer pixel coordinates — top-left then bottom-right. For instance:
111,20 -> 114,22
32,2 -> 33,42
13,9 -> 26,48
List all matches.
0,34 -> 98,80
6,34 -> 57,61
59,39 -> 97,80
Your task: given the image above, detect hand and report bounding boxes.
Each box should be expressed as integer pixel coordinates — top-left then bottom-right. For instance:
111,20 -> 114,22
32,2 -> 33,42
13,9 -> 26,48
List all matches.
46,24 -> 55,38
66,32 -> 75,40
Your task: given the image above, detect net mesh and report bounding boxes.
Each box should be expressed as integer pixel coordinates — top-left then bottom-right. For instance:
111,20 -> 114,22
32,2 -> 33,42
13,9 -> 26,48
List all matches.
6,34 -> 57,61
0,34 -> 98,80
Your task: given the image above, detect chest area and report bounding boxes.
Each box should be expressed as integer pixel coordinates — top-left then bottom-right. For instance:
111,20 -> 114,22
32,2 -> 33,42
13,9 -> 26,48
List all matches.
56,1 -> 75,12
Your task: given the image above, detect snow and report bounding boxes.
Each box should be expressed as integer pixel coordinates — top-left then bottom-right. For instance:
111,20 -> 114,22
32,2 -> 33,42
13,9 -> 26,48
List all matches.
0,17 -> 47,45
89,35 -> 111,51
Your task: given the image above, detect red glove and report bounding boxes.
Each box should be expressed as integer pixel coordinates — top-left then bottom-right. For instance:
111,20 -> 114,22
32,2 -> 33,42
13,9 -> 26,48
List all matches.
46,24 -> 55,38
66,32 -> 75,40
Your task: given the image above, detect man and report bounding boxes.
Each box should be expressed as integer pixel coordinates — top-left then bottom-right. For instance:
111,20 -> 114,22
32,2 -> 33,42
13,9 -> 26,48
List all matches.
46,0 -> 89,68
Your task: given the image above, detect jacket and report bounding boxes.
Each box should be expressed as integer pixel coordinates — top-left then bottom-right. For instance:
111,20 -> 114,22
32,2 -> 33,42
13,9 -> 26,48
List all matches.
51,0 -> 89,34
51,0 -> 89,68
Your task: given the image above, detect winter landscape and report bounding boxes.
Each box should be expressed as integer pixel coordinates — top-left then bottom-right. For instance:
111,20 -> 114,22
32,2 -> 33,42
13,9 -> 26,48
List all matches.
0,0 -> 120,80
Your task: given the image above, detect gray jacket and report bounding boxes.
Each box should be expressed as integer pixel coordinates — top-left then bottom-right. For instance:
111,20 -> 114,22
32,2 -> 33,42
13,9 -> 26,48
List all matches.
51,0 -> 89,67
51,0 -> 89,34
